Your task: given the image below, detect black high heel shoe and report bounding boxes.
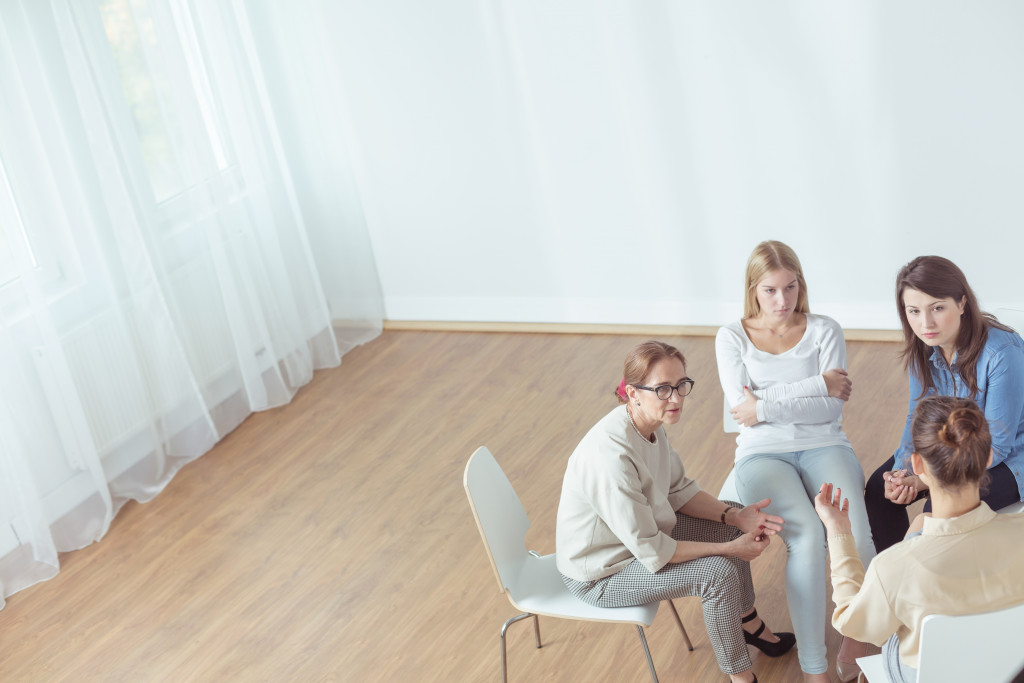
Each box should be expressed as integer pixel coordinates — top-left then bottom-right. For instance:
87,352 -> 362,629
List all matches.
741,609 -> 796,657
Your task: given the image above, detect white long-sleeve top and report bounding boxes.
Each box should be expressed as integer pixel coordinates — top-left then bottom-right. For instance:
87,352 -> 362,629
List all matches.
715,313 -> 851,461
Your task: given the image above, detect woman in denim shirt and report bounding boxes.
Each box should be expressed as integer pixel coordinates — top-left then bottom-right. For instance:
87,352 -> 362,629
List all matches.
864,255 -> 1024,552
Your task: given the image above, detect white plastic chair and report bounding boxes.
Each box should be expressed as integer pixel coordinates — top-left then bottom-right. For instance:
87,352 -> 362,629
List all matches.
719,397 -> 741,500
856,600 -> 1024,682
464,446 -> 693,683
998,500 -> 1024,514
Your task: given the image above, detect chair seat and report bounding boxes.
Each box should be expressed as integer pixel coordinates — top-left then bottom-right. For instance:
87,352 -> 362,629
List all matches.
856,653 -> 885,682
719,468 -> 739,502
507,553 -> 659,626
997,499 -> 1024,514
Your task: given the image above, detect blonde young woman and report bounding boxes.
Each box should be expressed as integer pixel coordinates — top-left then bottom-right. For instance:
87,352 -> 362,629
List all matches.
815,396 -> 1024,683
557,341 -> 794,683
715,240 -> 876,682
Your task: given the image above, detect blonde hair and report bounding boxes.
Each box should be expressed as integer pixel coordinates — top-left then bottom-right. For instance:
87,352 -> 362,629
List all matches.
743,240 -> 810,319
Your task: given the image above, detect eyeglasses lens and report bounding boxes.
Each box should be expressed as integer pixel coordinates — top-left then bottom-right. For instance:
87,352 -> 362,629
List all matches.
655,381 -> 693,400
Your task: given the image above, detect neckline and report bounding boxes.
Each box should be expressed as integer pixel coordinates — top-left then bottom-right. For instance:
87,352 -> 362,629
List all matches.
624,406 -> 657,444
739,313 -> 812,356
921,501 -> 995,536
929,345 -> 959,368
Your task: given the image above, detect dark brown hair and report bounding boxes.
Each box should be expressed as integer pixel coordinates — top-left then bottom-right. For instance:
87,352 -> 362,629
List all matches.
743,240 -> 810,319
911,396 -> 990,489
895,256 -> 1010,398
617,341 -> 686,404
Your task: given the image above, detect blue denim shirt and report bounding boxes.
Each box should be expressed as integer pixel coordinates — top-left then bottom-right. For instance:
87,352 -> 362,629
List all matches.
894,326 -> 1024,497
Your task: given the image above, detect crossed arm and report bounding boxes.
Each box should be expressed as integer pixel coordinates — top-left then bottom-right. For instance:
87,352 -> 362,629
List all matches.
715,321 -> 851,428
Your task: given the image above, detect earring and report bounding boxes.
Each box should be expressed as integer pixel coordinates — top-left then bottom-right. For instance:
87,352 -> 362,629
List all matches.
636,401 -> 640,406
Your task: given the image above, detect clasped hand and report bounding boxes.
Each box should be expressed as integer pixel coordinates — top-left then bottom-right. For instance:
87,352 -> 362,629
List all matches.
729,532 -> 771,561
882,469 -> 926,504
725,499 -> 783,561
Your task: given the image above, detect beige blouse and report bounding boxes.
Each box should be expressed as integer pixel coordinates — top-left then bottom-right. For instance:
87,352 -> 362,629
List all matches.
827,502 -> 1024,667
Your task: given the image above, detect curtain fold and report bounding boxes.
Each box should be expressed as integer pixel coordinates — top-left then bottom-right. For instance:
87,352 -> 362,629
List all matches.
242,0 -> 384,353
0,0 -> 382,608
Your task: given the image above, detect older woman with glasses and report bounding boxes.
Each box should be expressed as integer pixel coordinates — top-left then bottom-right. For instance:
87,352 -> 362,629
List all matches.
556,340 -> 794,683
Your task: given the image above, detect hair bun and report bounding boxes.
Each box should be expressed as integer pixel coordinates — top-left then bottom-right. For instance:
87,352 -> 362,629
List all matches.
941,407 -> 985,447
910,395 -> 990,489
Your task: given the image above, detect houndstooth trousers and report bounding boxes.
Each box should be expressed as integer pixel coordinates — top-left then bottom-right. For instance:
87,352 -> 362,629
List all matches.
562,505 -> 756,675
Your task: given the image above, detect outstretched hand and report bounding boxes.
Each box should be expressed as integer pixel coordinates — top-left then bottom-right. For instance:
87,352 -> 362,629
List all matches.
729,387 -> 760,428
733,498 -> 784,537
813,483 -> 854,536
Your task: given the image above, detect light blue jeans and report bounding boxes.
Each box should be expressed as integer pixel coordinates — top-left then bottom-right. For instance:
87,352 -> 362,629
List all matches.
734,445 -> 876,674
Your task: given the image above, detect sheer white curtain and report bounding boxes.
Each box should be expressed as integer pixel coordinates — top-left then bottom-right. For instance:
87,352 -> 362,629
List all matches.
0,0 -> 381,607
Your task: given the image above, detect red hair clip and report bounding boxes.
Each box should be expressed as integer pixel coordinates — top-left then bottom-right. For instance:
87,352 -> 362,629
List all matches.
616,378 -> 628,401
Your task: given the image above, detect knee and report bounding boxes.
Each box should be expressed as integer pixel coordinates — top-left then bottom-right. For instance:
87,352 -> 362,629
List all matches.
864,464 -> 888,501
784,523 -> 826,558
699,556 -> 744,595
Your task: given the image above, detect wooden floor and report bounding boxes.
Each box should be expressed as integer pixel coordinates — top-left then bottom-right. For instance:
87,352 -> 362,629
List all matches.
0,331 -> 911,682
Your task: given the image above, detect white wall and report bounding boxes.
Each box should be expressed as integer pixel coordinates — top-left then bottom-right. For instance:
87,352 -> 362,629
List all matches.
313,1 -> 1024,329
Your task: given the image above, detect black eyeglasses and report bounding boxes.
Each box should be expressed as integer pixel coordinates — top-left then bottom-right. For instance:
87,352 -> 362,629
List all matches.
633,379 -> 695,400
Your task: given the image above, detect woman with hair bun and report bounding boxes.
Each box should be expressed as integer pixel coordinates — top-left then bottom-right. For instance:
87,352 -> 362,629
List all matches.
557,340 -> 794,683
815,396 -> 1024,683
864,256 -> 1024,552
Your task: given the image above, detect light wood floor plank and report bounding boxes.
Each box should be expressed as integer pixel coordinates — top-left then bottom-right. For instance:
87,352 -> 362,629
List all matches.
0,331 -> 909,682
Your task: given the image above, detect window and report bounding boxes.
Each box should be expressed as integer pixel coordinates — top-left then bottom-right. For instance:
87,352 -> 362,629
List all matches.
97,0 -> 230,204
0,158 -> 36,288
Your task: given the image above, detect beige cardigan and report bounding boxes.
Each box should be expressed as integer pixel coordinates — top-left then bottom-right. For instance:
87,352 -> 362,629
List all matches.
827,502 -> 1024,667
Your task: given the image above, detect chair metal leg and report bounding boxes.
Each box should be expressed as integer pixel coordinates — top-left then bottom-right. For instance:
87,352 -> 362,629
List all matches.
664,599 -> 694,651
500,612 -> 535,683
501,611 -> 660,682
635,625 -> 660,683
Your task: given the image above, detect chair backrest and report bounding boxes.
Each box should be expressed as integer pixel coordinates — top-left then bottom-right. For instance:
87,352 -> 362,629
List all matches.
916,600 -> 1024,683
723,396 -> 740,433
464,446 -> 531,596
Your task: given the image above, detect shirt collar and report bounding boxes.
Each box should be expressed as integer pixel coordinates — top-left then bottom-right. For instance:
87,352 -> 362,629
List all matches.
921,501 -> 997,537
928,345 -> 958,369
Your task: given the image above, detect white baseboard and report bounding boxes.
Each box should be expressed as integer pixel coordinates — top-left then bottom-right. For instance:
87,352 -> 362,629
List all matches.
383,295 -> 903,331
